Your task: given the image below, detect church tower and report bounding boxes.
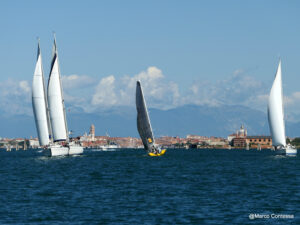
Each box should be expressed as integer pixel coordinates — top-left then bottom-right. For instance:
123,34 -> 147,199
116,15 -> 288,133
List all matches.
89,124 -> 95,141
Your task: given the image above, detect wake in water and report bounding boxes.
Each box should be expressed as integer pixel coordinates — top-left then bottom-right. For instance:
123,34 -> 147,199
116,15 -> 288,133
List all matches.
35,155 -> 66,161
70,154 -> 85,157
270,154 -> 296,159
89,148 -> 120,152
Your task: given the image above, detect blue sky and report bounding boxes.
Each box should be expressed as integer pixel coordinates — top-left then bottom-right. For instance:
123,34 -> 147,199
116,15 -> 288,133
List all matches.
1,0 -> 300,120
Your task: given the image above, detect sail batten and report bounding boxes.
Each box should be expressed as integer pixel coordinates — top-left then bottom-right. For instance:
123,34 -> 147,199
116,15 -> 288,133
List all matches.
267,61 -> 286,147
32,42 -> 50,146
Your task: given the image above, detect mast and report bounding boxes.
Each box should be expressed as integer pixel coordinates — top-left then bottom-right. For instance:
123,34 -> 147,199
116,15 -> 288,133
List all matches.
140,81 -> 155,142
39,38 -> 53,144
279,60 -> 286,144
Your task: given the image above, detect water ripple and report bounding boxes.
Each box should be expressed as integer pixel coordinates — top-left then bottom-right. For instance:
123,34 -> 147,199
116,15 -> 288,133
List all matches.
0,149 -> 298,224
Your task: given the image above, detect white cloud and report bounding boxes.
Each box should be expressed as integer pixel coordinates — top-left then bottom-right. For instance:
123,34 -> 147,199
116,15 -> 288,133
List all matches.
182,69 -> 267,108
90,66 -> 180,110
60,74 -> 98,112
0,79 -> 32,116
62,74 -> 95,89
244,94 -> 269,112
92,75 -> 117,107
284,92 -> 300,106
280,92 -> 300,121
19,81 -> 31,93
2,67 -> 300,123
181,69 -> 300,122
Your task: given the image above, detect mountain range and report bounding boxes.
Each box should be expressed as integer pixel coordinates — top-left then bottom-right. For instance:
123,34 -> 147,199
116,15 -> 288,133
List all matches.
1,104 -> 300,139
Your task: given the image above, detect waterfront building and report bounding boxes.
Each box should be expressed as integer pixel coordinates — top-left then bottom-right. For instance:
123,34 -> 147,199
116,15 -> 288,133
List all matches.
207,138 -> 228,146
232,137 -> 247,148
29,139 -> 40,148
229,125 -> 248,147
245,136 -> 272,149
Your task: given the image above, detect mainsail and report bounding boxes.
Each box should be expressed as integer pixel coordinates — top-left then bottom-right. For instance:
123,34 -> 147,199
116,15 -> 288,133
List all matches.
267,61 -> 286,147
136,81 -> 155,151
47,37 -> 68,142
32,41 -> 50,146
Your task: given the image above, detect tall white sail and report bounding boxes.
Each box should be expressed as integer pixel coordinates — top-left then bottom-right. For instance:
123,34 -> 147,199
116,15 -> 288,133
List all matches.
32,41 -> 50,146
47,37 -> 68,142
267,61 -> 286,147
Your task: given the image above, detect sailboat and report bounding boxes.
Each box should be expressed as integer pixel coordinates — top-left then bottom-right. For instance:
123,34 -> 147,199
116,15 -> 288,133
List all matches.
32,36 -> 83,156
136,81 -> 166,156
267,60 -> 297,156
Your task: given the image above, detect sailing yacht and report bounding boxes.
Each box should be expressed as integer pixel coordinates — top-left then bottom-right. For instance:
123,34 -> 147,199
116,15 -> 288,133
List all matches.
136,81 -> 166,156
267,60 -> 297,156
32,36 -> 83,156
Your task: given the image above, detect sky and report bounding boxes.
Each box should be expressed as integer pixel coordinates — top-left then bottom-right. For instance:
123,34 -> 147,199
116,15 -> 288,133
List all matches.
1,0 -> 300,121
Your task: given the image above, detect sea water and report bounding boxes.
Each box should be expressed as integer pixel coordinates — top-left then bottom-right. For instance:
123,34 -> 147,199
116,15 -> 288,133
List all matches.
0,149 -> 298,224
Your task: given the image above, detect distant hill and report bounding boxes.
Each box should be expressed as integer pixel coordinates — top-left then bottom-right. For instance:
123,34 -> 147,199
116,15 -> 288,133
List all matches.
286,121 -> 300,137
150,105 -> 269,137
0,114 -> 35,139
0,104 -> 299,138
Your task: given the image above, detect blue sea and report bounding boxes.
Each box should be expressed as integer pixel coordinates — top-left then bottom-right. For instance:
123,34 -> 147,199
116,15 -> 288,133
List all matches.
0,148 -> 298,224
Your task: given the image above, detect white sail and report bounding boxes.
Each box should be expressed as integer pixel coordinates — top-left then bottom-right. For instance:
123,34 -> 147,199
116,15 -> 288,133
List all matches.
47,38 -> 68,142
267,61 -> 286,147
32,41 -> 50,146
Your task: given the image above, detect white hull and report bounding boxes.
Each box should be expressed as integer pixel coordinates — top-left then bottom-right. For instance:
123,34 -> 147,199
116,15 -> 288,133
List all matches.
285,146 -> 297,156
274,146 -> 297,156
107,145 -> 119,149
98,146 -> 107,150
45,144 -> 83,157
48,145 -> 69,157
68,145 -> 84,155
98,145 -> 119,150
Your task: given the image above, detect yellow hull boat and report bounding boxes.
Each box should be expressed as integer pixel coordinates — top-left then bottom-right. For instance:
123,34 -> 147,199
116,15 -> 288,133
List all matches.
148,149 -> 166,157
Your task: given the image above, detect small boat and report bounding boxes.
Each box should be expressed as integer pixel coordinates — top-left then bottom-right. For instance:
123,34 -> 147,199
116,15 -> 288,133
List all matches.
135,81 -> 166,156
267,60 -> 297,156
148,149 -> 166,157
98,142 -> 120,151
